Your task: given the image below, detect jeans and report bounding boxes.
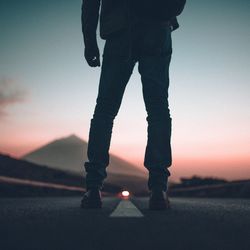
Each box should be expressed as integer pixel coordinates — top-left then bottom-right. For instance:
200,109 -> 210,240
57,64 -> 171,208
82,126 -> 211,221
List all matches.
84,21 -> 173,191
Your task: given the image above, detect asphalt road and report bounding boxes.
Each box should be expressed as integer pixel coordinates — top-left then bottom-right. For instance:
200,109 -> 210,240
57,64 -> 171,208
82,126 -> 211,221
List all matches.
0,196 -> 250,250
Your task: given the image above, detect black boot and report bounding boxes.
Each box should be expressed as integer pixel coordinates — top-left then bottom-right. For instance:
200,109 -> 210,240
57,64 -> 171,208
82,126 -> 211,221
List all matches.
149,188 -> 170,210
81,188 -> 102,209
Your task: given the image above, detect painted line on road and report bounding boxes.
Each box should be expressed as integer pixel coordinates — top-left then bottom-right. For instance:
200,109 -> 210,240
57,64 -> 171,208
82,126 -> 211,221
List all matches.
110,199 -> 144,218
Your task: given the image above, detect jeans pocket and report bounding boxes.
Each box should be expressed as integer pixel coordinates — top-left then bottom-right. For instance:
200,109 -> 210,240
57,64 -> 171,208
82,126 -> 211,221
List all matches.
103,28 -> 130,58
142,24 -> 172,56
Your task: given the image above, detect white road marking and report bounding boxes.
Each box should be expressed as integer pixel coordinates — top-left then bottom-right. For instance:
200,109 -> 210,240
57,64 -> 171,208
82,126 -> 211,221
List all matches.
110,199 -> 144,218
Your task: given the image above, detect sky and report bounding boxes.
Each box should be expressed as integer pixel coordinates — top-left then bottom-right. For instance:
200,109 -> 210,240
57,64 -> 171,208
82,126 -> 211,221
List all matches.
0,0 -> 250,181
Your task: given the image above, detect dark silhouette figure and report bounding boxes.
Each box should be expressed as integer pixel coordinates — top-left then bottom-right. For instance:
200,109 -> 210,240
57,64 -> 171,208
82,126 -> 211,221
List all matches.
81,0 -> 186,209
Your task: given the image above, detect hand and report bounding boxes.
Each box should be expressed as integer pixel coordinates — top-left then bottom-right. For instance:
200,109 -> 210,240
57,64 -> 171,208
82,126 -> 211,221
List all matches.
84,45 -> 101,67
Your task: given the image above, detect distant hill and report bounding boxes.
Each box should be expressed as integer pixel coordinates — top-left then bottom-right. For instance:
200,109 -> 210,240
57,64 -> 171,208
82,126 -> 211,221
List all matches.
2,154 -> 249,198
0,153 -> 83,186
171,176 -> 228,188
21,134 -> 148,194
168,176 -> 250,198
0,153 -> 120,197
0,151 -> 148,195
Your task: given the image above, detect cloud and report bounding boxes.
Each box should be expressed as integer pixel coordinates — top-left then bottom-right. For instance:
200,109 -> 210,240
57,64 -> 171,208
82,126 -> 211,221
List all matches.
0,77 -> 27,117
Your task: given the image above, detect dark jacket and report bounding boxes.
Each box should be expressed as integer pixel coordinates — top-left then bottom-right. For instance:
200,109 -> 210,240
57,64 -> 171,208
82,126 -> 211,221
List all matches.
81,0 -> 180,47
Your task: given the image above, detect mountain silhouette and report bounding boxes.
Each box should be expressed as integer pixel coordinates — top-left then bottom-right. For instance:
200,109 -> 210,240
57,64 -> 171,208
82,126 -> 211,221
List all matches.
22,134 -> 148,194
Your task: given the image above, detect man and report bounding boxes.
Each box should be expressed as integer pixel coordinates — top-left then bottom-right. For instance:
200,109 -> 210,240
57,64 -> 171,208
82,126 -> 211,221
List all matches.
81,0 -> 185,210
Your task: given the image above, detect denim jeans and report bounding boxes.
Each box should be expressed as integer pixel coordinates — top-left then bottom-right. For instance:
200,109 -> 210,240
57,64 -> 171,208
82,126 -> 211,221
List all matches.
84,21 -> 172,191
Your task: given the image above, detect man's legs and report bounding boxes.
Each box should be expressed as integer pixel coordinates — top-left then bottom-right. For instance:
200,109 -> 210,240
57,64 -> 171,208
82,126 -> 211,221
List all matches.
138,24 -> 173,192
84,32 -> 136,190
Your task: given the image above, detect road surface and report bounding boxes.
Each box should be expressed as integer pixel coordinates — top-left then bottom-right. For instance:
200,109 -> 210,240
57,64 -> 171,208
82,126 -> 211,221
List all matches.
0,197 -> 250,250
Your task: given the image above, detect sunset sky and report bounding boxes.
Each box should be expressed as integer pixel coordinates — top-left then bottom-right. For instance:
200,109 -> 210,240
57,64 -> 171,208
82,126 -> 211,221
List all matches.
0,0 -> 250,181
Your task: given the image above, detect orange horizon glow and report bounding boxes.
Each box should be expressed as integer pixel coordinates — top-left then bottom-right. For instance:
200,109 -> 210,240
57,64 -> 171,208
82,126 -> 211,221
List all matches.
1,133 -> 250,182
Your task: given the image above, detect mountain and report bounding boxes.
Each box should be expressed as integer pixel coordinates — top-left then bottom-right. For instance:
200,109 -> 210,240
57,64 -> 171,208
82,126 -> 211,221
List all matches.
21,134 -> 148,194
22,134 -> 146,177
